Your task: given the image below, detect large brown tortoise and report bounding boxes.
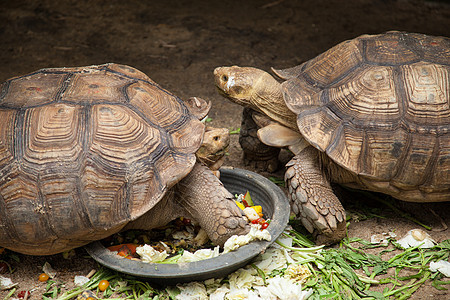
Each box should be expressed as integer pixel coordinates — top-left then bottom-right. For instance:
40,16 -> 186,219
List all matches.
215,31 -> 449,244
0,63 -> 248,255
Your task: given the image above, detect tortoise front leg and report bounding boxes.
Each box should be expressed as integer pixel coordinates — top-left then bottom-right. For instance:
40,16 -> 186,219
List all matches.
285,146 -> 346,244
175,163 -> 250,246
239,107 -> 280,172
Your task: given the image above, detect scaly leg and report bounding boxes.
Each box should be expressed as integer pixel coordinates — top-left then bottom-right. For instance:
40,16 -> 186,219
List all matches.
176,163 -> 249,246
239,108 -> 280,172
285,146 -> 346,244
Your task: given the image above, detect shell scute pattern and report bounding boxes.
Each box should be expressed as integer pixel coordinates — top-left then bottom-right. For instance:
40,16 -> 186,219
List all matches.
0,64 -> 203,250
282,32 -> 450,193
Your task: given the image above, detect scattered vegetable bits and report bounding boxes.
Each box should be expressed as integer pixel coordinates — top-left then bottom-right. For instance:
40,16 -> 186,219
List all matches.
236,191 -> 269,230
17,290 -> 30,299
58,224 -> 449,300
106,243 -> 138,259
104,191 -> 271,264
103,216 -> 217,264
38,272 -> 49,282
98,279 -> 110,291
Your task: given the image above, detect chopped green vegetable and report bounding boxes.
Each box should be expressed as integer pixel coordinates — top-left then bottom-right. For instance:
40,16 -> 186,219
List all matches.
263,225 -> 448,300
243,190 -> 254,206
229,128 -> 240,134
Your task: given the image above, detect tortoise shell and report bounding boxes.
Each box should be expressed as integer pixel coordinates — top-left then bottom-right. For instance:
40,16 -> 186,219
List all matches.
0,63 -> 204,252
278,31 -> 449,200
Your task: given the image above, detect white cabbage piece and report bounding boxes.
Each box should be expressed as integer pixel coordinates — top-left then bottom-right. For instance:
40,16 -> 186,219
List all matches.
430,260 -> 450,277
228,268 -> 256,290
225,288 -> 260,300
73,275 -> 90,286
0,276 -> 16,290
223,224 -> 271,253
264,277 -> 312,300
253,248 -> 287,274
136,244 -> 168,263
175,282 -> 208,300
397,229 -> 436,249
209,286 -> 230,300
178,246 -> 220,263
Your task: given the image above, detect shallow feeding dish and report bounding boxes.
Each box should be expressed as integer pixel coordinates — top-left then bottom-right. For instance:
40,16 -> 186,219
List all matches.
85,167 -> 290,284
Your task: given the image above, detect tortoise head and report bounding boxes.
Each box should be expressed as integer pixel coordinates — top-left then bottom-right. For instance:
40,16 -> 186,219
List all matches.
196,126 -> 230,171
214,66 -> 298,130
214,66 -> 283,112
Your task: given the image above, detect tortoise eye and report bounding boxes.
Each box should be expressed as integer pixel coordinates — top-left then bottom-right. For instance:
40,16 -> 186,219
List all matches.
222,75 -> 228,82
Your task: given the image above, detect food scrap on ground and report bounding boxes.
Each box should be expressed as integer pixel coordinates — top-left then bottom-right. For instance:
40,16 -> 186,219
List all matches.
397,229 -> 437,249
42,262 -> 57,278
430,260 -> 450,277
0,276 -> 16,290
98,279 -> 110,292
370,231 -> 397,246
38,273 -> 49,282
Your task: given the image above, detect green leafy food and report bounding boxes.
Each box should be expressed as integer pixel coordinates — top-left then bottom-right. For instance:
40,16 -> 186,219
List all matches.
278,229 -> 450,300
229,128 -> 240,134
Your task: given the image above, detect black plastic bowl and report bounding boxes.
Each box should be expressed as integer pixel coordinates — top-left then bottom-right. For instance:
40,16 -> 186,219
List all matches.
85,167 -> 290,285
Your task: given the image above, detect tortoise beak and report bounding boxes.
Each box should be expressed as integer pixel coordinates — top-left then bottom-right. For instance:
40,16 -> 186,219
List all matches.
213,67 -> 231,94
213,66 -> 251,107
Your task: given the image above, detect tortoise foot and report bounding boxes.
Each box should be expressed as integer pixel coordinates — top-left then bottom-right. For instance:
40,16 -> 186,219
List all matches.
285,151 -> 347,244
314,221 -> 347,245
177,163 -> 250,247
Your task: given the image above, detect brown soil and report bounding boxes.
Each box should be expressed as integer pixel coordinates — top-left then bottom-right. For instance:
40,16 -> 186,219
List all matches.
0,0 -> 449,299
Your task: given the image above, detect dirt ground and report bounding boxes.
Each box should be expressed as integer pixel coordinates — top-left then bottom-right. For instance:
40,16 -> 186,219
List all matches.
0,0 -> 449,299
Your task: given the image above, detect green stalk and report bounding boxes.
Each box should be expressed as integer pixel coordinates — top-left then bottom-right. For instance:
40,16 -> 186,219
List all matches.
2,287 -> 15,300
284,230 -> 316,248
388,244 -> 422,265
398,272 -> 431,300
384,271 -> 431,298
251,264 -> 267,285
355,273 -> 380,285
275,240 -> 324,253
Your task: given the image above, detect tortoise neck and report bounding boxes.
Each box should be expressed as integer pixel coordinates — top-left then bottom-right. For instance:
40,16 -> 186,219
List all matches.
251,73 -> 298,131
